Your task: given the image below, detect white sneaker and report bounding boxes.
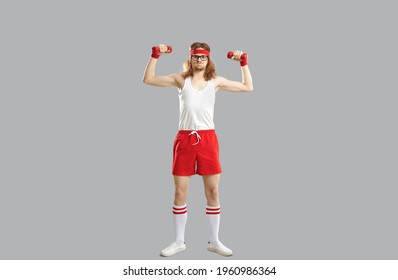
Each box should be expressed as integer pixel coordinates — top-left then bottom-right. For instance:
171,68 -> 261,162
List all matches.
207,241 -> 233,256
160,241 -> 186,257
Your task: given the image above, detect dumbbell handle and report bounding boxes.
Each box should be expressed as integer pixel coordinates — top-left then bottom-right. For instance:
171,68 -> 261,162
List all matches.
152,45 -> 173,54
227,52 -> 247,60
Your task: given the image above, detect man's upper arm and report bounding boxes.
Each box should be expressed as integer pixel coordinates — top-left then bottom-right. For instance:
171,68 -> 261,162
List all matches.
145,73 -> 182,88
216,76 -> 251,92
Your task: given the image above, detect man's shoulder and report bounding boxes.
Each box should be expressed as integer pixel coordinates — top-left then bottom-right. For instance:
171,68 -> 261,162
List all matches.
170,73 -> 185,89
213,76 -> 225,85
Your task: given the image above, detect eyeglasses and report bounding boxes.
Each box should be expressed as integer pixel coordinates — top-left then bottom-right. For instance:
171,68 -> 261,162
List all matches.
191,55 -> 208,61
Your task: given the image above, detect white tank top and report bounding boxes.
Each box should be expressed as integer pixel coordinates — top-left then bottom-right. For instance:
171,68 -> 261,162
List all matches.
178,77 -> 216,130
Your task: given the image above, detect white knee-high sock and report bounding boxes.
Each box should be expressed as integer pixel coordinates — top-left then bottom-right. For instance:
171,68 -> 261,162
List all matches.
206,205 -> 221,243
173,205 -> 187,243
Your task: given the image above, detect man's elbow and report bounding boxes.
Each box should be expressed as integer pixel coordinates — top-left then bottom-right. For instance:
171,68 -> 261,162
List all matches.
143,76 -> 154,85
246,85 -> 254,92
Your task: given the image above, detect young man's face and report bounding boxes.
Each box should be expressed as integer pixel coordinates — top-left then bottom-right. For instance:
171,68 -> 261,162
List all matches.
191,48 -> 208,70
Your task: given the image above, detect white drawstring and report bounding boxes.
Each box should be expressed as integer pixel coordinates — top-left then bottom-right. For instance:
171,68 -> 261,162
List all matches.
189,130 -> 202,145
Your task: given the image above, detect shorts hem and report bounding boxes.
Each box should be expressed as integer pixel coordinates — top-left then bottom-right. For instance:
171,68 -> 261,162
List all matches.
172,172 -> 196,176
196,170 -> 222,176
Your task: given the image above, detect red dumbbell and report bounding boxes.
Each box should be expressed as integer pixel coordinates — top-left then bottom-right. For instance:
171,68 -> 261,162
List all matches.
151,45 -> 172,59
227,51 -> 247,60
152,45 -> 173,54
227,51 -> 248,66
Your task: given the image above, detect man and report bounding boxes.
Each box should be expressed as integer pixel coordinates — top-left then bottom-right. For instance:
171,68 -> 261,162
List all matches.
143,42 -> 253,257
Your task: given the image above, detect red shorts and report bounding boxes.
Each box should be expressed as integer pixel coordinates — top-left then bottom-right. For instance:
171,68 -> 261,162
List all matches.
172,130 -> 222,176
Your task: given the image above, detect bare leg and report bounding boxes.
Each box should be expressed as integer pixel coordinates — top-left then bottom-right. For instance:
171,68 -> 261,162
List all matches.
173,175 -> 190,206
203,174 -> 220,207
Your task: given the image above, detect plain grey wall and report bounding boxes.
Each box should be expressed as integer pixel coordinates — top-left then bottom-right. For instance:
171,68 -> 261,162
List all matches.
1,0 -> 397,260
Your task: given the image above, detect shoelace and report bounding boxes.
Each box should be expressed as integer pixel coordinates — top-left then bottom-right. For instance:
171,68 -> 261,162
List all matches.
189,130 -> 202,145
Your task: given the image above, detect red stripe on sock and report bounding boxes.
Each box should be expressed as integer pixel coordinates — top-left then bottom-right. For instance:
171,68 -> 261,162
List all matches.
173,210 -> 187,215
206,211 -> 220,215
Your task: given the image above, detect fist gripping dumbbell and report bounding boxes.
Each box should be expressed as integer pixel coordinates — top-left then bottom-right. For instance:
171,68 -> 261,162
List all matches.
227,51 -> 248,66
151,45 -> 173,59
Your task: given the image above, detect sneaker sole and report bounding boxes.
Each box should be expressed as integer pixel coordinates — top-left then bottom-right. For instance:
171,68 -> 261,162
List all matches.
207,247 -> 233,256
160,247 -> 186,257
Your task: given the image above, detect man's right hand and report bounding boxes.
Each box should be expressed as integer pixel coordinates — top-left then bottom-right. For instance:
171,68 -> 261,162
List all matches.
152,44 -> 172,59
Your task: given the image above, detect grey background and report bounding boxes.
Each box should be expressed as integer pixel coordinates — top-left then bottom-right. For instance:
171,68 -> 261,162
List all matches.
1,0 -> 397,260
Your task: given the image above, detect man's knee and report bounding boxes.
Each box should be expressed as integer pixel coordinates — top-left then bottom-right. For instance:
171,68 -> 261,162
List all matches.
174,183 -> 189,198
175,188 -> 188,197
206,187 -> 219,200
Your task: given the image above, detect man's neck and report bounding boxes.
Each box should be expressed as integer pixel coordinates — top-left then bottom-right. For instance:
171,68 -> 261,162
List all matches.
192,70 -> 205,80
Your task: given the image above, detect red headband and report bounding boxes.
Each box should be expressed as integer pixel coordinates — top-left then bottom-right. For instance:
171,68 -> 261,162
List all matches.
190,49 -> 210,56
